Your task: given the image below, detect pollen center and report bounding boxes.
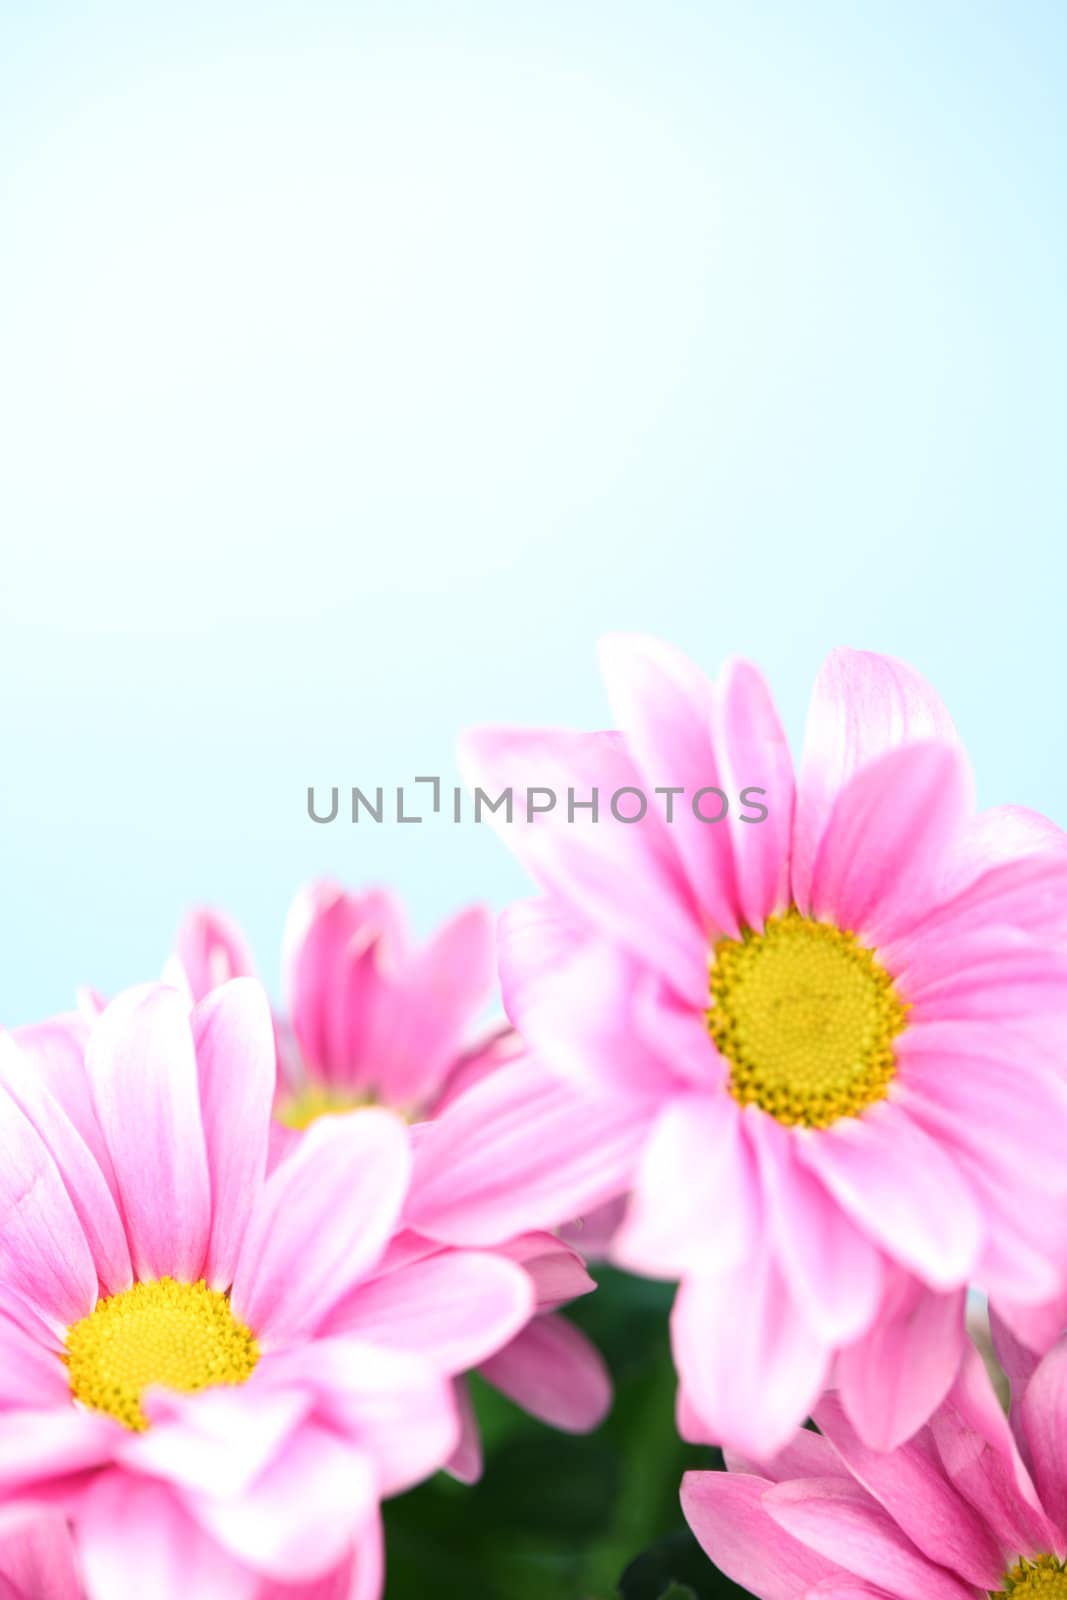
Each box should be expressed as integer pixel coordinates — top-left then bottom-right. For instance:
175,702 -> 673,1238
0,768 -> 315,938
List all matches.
65,1277 -> 259,1431
992,1555 -> 1067,1598
276,1082 -> 372,1130
707,909 -> 907,1129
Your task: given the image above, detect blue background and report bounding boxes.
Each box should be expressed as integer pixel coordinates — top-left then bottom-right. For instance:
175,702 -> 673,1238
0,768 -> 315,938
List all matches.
1,0 -> 1064,1023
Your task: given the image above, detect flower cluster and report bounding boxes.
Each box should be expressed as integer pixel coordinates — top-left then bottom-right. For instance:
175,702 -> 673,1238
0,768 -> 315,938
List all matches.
5,637 -> 1067,1597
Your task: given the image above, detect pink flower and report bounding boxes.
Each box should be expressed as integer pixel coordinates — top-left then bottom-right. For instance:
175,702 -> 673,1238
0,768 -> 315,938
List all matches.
682,1334 -> 1067,1600
425,637 -> 1067,1456
172,884 -> 502,1126
0,979 -> 533,1599
170,886 -> 613,1472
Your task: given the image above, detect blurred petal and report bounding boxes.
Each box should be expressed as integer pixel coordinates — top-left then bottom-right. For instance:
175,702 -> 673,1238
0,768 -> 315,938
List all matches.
752,1115 -> 884,1347
232,1109 -> 410,1342
479,1313 -> 611,1432
172,907 -> 258,1001
79,1475 -> 258,1600
0,1077 -> 97,1331
444,1377 -> 483,1485
797,1103 -> 981,1290
408,1057 -> 649,1245
0,1033 -> 131,1298
459,722 -> 707,1003
1019,1337 -> 1067,1539
793,647 -> 959,910
835,1273 -> 966,1451
498,908 -> 680,1097
87,986 -> 211,1284
597,633 -> 744,941
807,742 -> 971,943
322,1249 -> 533,1374
613,1094 -> 760,1279
712,656 -> 795,929
672,1250 -> 829,1457
191,979 -> 275,1290
192,1426 -> 376,1583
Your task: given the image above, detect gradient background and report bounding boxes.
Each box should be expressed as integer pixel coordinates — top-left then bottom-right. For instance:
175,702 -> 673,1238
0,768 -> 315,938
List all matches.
2,0 -> 1064,1024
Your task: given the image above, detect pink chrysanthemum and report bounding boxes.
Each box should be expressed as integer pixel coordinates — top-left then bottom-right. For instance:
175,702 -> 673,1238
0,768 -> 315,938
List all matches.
169,884 -> 505,1125
166,886 -> 612,1471
683,1332 -> 1067,1600
0,980 -> 534,1599
425,638 -> 1067,1455
74,889 -> 504,1128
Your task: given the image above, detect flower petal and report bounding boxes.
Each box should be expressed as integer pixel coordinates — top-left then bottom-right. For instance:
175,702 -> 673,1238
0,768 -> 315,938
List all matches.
121,1381 -> 310,1498
1018,1336 -> 1067,1540
282,882 -> 408,1088
712,656 -> 795,930
491,1232 -> 595,1312
0,1408 -> 118,1498
935,804 -> 1067,902
79,1474 -> 259,1600
322,1249 -> 533,1374
366,905 -> 497,1110
812,1390 -> 1003,1587
232,1109 -> 411,1343
672,1250 -> 829,1458
86,986 -> 211,1284
258,1338 -> 459,1498
498,907 -> 680,1097
171,907 -> 258,1001
834,1272 -> 966,1451
793,647 -> 959,910
931,1342 -> 1057,1558
0,1078 -> 97,1331
0,1033 -> 131,1299
992,1289 -> 1067,1368
190,1426 -> 377,1583
613,1094 -> 760,1279
479,1313 -> 611,1432
765,1476 -> 975,1600
597,633 -> 745,941
0,1310 -> 71,1408
444,1377 -> 483,1484
407,1057 -> 650,1246
459,721 -> 707,1003
680,1469 -> 844,1600
11,1016 -> 119,1200
751,1114 -> 884,1347
191,979 -> 275,1290
0,1515 -> 82,1600
807,742 -> 972,943
797,1102 -> 981,1290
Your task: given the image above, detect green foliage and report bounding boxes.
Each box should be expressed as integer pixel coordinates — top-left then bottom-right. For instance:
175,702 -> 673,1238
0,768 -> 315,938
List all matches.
381,1268 -> 754,1599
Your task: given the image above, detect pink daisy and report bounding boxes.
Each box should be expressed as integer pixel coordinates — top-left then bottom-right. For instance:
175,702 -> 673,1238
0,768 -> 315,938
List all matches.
682,1331 -> 1067,1600
0,979 -> 534,1599
419,638 -> 1067,1455
167,885 -> 612,1470
169,884 -> 506,1125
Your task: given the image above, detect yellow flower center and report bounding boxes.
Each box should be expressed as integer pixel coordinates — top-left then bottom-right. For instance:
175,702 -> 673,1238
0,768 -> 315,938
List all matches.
707,909 -> 907,1128
276,1082 -> 372,1130
65,1277 -> 259,1431
993,1556 -> 1067,1598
